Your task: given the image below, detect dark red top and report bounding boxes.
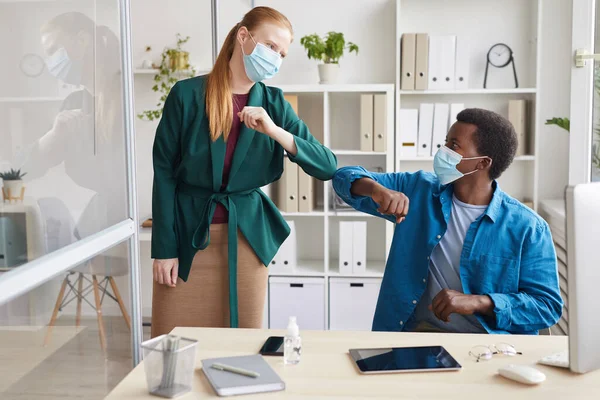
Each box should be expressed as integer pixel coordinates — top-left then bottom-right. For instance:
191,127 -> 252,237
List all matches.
212,93 -> 249,224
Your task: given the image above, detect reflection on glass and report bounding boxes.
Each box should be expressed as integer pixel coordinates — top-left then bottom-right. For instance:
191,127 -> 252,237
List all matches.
0,1 -> 127,271
592,0 -> 600,182
0,1 -> 136,397
0,242 -> 138,399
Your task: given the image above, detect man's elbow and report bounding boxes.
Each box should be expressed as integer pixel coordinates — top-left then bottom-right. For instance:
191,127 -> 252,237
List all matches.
537,294 -> 564,330
332,168 -> 352,195
332,167 -> 345,182
548,296 -> 564,327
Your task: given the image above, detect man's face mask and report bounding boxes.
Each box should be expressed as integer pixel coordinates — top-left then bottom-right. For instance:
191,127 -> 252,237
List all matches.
433,145 -> 490,185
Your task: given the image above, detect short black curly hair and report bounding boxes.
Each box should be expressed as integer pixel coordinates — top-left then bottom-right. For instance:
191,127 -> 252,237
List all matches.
456,108 -> 518,180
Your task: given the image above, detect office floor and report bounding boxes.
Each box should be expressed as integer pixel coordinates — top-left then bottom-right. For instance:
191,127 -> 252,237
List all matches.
1,316 -> 150,400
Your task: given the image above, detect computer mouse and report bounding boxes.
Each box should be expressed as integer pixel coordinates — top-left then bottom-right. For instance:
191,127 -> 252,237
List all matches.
498,364 -> 546,385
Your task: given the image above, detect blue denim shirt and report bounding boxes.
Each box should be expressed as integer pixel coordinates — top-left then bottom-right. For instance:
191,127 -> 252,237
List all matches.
333,167 -> 563,335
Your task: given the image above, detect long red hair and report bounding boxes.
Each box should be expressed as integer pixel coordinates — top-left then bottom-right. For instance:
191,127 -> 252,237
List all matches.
206,7 -> 292,141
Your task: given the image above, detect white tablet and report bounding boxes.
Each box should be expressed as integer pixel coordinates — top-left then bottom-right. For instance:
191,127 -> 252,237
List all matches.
349,346 -> 462,374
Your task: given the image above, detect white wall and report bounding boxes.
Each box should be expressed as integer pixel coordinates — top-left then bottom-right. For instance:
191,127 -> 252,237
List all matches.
537,0 -> 572,201
398,0 -> 538,89
254,0 -> 396,85
131,0 -> 213,73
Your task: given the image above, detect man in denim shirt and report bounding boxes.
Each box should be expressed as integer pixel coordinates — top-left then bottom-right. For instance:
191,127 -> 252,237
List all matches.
333,109 -> 562,334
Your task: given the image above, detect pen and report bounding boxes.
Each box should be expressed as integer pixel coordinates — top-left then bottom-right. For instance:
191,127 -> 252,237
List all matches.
211,362 -> 260,378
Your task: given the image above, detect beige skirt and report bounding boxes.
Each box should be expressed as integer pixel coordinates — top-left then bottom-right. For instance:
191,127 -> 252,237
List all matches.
151,224 -> 268,338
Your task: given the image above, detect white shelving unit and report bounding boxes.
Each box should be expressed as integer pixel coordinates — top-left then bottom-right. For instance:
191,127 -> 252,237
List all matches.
399,88 -> 537,95
268,83 -> 395,278
399,155 -> 536,162
263,84 -> 394,330
0,97 -> 64,103
133,68 -> 210,76
395,0 -> 542,209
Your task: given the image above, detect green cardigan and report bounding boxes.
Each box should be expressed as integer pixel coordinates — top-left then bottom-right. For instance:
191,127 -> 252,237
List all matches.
151,75 -> 337,327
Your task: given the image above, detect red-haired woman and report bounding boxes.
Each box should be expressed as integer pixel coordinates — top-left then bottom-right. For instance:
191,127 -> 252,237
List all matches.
151,6 -> 336,337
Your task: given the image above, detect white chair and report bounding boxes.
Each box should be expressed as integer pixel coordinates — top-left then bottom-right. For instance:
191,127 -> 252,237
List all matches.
39,196 -> 130,351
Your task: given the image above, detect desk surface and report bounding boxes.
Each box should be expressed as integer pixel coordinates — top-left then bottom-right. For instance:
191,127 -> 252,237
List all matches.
107,328 -> 598,399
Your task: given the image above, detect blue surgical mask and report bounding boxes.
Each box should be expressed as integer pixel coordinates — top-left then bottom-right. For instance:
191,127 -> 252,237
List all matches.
241,34 -> 282,82
45,47 -> 83,85
433,145 -> 489,185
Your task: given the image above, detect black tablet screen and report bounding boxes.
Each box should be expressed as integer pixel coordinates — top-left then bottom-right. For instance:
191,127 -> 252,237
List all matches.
351,346 -> 461,372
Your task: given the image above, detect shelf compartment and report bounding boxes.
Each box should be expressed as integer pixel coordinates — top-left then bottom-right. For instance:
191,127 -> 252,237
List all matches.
399,88 -> 537,95
268,259 -> 325,277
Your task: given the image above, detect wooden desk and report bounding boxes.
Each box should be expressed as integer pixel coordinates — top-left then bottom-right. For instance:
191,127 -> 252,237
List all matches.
107,328 -> 599,399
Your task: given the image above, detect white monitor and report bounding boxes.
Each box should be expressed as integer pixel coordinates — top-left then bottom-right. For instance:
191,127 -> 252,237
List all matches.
566,182 -> 600,373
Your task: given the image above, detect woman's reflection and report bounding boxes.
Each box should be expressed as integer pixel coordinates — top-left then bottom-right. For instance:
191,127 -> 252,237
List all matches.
23,11 -> 126,238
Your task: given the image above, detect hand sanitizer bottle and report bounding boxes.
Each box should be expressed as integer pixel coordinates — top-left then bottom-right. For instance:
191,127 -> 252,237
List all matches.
284,316 -> 301,365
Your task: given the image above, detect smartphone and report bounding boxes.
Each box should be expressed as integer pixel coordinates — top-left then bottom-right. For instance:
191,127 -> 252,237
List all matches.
259,336 -> 284,356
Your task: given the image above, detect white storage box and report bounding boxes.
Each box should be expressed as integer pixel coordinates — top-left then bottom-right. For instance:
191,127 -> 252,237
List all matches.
269,277 -> 325,330
329,277 -> 381,331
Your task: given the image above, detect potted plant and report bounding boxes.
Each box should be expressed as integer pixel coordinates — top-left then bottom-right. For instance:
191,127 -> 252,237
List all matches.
300,32 -> 359,84
0,168 -> 27,202
138,34 -> 196,121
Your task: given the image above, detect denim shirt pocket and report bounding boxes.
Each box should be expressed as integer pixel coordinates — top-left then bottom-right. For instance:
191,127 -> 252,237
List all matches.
467,254 -> 519,294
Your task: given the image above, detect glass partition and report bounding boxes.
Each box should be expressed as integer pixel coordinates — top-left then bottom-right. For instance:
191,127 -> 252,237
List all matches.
0,241 -> 144,399
0,0 -> 128,270
592,0 -> 600,182
0,1 -> 141,396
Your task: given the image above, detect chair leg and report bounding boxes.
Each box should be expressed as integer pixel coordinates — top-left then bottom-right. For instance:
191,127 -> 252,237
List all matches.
44,276 -> 69,346
109,277 -> 131,331
92,275 -> 107,351
76,273 -> 83,329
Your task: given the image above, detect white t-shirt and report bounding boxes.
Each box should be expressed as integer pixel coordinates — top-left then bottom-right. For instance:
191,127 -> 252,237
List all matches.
411,195 -> 488,333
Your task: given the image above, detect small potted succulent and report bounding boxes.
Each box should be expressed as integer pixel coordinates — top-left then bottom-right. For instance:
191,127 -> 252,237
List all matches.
0,168 -> 27,202
300,31 -> 359,84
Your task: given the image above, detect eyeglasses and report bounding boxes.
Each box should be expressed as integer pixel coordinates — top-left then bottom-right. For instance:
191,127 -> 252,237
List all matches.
469,343 -> 522,362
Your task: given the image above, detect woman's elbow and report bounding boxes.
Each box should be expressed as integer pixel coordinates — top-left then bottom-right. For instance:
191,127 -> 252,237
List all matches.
316,154 -> 338,181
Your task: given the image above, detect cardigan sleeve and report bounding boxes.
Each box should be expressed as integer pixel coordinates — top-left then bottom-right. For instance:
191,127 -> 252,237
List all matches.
151,82 -> 183,259
279,93 -> 337,181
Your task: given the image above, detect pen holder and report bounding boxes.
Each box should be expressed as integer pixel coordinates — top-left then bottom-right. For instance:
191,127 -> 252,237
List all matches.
141,334 -> 198,398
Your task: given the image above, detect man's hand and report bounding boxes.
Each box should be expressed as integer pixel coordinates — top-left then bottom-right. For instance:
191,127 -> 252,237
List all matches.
371,185 -> 409,223
429,289 -> 494,322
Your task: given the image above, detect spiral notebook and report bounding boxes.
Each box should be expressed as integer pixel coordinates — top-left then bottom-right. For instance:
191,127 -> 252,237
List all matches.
201,354 -> 285,397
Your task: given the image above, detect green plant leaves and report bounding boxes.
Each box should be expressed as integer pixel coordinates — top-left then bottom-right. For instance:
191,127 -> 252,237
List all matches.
300,34 -> 326,62
0,168 -> 26,180
545,117 -> 570,132
300,32 -> 359,64
138,33 -> 195,122
324,32 -> 345,63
